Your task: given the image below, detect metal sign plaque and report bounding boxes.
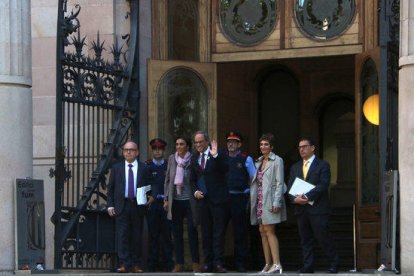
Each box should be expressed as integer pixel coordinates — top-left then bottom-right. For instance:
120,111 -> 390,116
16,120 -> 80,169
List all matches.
15,179 -> 45,270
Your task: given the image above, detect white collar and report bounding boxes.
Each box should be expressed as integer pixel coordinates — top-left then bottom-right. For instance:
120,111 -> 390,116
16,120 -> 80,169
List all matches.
125,159 -> 138,167
304,155 -> 315,164
202,146 -> 210,156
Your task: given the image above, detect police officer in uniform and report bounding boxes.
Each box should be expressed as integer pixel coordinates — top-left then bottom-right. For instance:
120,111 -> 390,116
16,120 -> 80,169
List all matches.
142,138 -> 174,272
225,131 -> 256,272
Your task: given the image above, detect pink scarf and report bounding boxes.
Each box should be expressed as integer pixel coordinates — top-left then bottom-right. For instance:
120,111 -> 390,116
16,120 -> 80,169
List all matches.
174,151 -> 191,195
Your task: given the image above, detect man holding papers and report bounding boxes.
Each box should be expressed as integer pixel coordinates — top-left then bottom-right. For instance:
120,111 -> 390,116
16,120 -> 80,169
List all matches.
107,140 -> 146,273
287,137 -> 339,274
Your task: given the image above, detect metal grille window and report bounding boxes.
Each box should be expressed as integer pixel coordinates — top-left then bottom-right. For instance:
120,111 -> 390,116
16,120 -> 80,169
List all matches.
219,0 -> 277,46
360,58 -> 379,206
157,68 -> 208,154
295,0 -> 356,40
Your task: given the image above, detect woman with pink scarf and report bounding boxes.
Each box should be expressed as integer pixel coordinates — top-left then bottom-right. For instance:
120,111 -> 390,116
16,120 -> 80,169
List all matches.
164,136 -> 200,273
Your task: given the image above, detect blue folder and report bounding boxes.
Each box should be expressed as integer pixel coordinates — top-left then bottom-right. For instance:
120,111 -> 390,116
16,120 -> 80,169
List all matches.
197,176 -> 208,195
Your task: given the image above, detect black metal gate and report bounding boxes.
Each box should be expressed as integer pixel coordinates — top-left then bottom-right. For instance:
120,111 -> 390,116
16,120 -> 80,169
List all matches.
379,0 -> 399,272
51,0 -> 140,269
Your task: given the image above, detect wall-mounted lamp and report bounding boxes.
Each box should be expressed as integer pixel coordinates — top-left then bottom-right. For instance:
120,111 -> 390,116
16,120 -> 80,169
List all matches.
362,94 -> 379,125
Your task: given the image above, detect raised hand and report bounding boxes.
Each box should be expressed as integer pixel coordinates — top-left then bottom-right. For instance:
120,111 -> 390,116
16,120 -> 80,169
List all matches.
210,140 -> 218,156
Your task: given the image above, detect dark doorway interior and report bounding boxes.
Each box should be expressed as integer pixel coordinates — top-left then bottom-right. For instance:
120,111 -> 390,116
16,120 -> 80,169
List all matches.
254,67 -> 355,272
258,69 -> 300,174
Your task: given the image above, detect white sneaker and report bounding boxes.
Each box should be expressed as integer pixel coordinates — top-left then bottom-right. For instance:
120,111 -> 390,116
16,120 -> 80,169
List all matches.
260,264 -> 271,273
266,264 -> 283,274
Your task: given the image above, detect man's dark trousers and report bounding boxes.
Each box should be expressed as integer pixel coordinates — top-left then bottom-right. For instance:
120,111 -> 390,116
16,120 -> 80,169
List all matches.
147,199 -> 174,271
116,200 -> 146,268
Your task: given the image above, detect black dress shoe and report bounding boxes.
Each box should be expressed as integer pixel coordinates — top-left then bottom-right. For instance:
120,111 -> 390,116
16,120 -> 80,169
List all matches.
298,267 -> 314,273
201,265 -> 213,273
214,265 -> 227,273
236,265 -> 247,272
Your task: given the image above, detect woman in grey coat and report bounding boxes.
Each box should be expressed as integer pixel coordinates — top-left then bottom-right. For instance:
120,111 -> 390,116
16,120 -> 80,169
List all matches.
164,136 -> 200,272
250,133 -> 287,274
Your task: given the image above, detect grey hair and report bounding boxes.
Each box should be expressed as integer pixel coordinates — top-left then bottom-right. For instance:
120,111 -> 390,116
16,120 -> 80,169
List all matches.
193,130 -> 210,142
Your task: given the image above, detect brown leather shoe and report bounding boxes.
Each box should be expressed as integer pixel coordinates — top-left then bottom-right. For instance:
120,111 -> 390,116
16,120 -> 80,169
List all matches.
130,266 -> 143,273
116,265 -> 128,273
192,262 -> 200,272
172,264 -> 183,272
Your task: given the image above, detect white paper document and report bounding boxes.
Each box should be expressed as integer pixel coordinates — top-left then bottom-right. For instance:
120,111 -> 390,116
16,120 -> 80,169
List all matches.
136,185 -> 152,205
289,177 -> 315,205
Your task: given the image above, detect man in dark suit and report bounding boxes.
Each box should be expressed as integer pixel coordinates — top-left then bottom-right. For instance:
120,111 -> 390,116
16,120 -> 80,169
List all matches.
107,140 -> 146,273
287,137 -> 339,274
191,131 -> 229,273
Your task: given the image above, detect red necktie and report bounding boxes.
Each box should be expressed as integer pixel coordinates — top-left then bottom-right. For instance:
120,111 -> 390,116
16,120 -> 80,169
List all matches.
200,153 -> 205,170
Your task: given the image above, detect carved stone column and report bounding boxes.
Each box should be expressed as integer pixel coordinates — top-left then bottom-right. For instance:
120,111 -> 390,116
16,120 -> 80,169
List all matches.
399,0 -> 414,272
0,0 -> 33,271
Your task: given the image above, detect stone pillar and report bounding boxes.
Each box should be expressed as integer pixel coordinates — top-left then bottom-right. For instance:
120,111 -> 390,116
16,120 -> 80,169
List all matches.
399,0 -> 414,272
0,0 -> 33,271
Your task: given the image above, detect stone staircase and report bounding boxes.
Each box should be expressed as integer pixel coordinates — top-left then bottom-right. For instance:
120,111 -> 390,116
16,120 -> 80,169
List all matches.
277,206 -> 355,271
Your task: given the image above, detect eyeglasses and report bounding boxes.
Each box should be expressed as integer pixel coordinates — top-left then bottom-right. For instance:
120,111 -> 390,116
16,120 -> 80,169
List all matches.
297,145 -> 312,150
194,140 -> 205,144
123,148 -> 137,152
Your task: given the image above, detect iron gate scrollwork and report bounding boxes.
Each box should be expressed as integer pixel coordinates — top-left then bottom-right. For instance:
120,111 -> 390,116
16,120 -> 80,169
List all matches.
53,0 -> 140,269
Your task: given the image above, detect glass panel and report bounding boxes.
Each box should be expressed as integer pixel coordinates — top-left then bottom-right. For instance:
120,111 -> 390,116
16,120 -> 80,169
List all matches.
157,68 -> 208,154
220,0 -> 277,46
360,59 -> 379,206
295,0 -> 356,40
168,0 -> 199,61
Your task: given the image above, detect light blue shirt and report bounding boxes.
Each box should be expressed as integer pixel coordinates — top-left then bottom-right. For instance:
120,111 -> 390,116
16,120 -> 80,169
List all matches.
245,156 -> 256,180
152,159 -> 165,166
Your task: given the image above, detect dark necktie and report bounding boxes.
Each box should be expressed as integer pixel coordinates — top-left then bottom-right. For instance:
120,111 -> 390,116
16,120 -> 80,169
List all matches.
128,164 -> 134,199
200,153 -> 205,170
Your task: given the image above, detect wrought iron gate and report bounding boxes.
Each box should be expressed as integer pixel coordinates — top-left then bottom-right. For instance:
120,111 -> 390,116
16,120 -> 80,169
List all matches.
52,0 -> 140,269
379,0 -> 399,272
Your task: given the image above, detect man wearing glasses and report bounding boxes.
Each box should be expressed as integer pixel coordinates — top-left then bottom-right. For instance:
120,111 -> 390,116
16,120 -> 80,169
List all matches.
191,131 -> 229,273
107,140 -> 146,273
224,131 -> 255,272
287,137 -> 339,274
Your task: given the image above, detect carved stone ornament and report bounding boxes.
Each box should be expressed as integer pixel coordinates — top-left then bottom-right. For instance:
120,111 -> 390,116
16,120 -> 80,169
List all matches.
219,0 -> 277,46
295,0 -> 356,40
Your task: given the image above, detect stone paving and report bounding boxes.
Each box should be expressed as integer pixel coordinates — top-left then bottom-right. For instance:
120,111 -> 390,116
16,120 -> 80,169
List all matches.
3,269 -> 400,276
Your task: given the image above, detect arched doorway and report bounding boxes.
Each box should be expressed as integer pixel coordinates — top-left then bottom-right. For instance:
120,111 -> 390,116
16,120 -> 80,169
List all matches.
256,68 -> 356,270
256,68 -> 302,270
316,95 -> 356,208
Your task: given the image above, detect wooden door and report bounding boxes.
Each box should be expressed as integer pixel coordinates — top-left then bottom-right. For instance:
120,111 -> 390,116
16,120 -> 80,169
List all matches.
355,48 -> 381,269
147,59 -> 217,153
